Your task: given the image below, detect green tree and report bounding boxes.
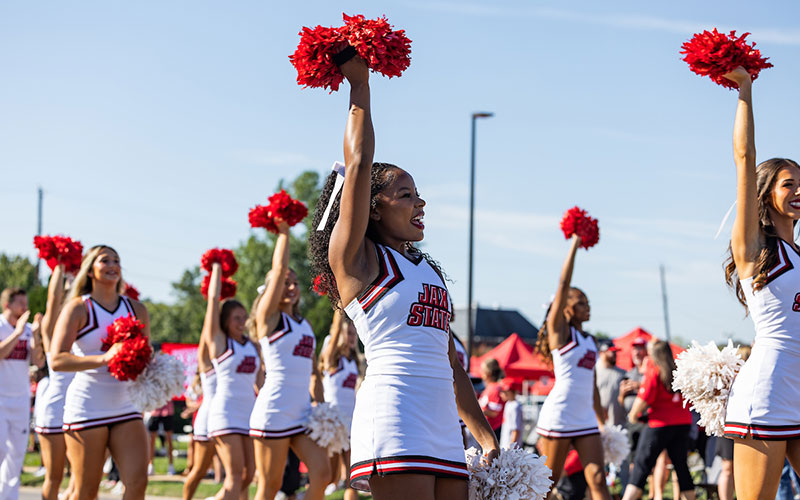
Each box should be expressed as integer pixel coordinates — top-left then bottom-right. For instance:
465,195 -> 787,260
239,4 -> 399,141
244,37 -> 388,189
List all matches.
0,254 -> 46,314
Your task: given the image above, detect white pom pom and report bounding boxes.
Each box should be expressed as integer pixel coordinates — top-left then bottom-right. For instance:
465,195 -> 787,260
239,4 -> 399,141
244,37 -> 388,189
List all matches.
465,446 -> 553,500
128,353 -> 185,412
601,425 -> 629,466
672,339 -> 744,436
305,402 -> 350,457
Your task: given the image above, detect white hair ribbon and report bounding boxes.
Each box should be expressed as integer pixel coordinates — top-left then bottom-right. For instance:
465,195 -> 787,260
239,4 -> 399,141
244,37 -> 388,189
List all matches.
257,284 -> 266,295
714,201 -> 737,240
316,161 -> 346,231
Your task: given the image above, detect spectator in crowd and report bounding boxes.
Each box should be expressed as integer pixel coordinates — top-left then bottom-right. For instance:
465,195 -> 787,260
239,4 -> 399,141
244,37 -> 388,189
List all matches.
717,344 -> 751,500
618,336 -> 649,486
622,339 -> 694,500
595,339 -> 625,426
148,400 -> 176,476
499,378 -> 523,449
478,358 -> 505,440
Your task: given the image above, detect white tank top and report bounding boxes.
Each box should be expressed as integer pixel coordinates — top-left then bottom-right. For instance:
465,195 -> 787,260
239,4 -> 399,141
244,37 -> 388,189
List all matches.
548,326 -> 597,405
71,294 -> 137,386
742,238 -> 800,355
0,315 -> 32,402
322,355 -> 359,409
260,312 -> 315,391
200,367 -> 217,402
345,244 -> 453,380
211,336 -> 259,401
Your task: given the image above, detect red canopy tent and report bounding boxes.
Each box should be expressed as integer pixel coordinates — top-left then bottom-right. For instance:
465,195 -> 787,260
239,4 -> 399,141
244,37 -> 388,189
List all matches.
469,333 -> 553,380
613,327 -> 686,371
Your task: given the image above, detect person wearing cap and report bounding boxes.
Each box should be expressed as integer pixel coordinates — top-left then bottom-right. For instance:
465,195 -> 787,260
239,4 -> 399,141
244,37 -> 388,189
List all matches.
595,339 -> 625,427
618,336 -> 648,488
498,378 -> 523,450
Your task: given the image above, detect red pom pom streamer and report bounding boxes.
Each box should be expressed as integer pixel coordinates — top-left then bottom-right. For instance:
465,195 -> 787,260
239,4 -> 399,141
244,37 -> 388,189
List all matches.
681,29 -> 773,90
201,248 -> 238,277
201,275 -> 238,300
312,274 -> 328,296
124,283 -> 140,301
248,190 -> 308,234
289,13 -> 412,92
102,315 -> 152,382
33,235 -> 83,274
560,206 -> 600,249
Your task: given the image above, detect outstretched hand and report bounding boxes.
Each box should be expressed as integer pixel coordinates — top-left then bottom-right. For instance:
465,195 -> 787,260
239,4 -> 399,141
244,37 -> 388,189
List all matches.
722,66 -> 751,86
339,52 -> 369,85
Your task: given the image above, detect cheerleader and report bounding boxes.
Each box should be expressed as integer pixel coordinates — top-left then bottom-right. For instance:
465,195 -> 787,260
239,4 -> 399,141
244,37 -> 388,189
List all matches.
248,219 -> 330,500
183,330 -> 218,499
308,54 -> 499,499
33,264 -> 76,500
203,262 -> 262,500
533,235 -> 610,500
319,310 -> 360,500
720,67 -> 800,500
50,245 -> 150,500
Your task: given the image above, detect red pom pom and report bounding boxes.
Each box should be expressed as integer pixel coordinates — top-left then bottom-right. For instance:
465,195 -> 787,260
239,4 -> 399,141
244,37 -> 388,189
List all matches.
289,25 -> 347,92
33,235 -> 83,273
124,283 -> 140,301
289,14 -> 412,92
102,315 -> 151,381
681,29 -> 773,90
560,206 -> 600,249
201,248 -> 238,277
313,274 -> 328,296
200,275 -> 238,300
340,13 -> 412,79
248,190 -> 308,234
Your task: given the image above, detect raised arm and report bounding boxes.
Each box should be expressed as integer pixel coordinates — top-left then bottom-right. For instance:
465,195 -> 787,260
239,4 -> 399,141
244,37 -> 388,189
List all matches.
319,309 -> 343,373
725,67 -> 759,277
41,264 -> 65,353
254,221 -> 290,339
201,263 -> 227,359
329,56 -> 376,304
309,351 -> 324,403
546,235 -> 581,350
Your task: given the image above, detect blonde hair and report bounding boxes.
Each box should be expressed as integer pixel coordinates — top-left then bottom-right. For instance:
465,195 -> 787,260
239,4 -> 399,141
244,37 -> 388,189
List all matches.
737,345 -> 752,362
648,339 -> 677,393
68,245 -> 124,301
321,316 -> 359,374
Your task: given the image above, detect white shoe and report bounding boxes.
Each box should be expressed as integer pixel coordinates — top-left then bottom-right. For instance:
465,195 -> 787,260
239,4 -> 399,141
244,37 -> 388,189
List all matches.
111,482 -> 125,495
147,463 -> 154,475
273,492 -> 288,500
33,466 -> 47,477
324,483 -> 338,495
103,456 -> 113,474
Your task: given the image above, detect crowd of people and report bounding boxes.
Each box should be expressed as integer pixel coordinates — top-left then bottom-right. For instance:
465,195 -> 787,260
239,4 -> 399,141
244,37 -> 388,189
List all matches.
1,53 -> 799,500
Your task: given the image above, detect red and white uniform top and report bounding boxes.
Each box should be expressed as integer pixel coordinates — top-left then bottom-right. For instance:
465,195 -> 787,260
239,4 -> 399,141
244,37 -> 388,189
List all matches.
322,355 -> 359,413
0,314 -> 32,404
208,336 -> 259,436
345,244 -> 453,381
535,326 -> 599,438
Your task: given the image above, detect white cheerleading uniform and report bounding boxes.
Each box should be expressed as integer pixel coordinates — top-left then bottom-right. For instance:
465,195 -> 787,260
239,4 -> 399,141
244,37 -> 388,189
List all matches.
345,244 -> 468,492
725,239 -> 800,440
250,313 -> 315,439
192,367 -> 216,442
35,354 -> 75,434
0,315 -> 33,500
536,326 -> 599,438
63,295 -> 142,431
322,355 -> 359,430
207,337 -> 259,437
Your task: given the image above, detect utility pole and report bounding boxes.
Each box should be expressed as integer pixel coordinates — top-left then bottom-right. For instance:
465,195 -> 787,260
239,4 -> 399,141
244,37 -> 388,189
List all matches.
660,264 -> 671,342
36,186 -> 43,277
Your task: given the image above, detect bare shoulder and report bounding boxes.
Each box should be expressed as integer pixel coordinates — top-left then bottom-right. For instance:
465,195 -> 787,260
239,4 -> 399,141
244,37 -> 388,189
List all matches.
129,299 -> 150,321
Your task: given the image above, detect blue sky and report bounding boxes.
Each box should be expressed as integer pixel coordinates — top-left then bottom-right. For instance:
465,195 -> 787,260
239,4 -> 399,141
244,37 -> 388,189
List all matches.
2,1 -> 799,344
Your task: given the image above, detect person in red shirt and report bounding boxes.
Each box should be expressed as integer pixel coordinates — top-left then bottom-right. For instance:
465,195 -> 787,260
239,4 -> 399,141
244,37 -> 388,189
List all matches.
622,339 -> 694,500
478,358 -> 505,438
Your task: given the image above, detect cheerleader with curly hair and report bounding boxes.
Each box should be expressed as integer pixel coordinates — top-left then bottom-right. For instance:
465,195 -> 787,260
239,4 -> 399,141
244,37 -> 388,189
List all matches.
534,235 -> 610,500
51,245 -> 150,500
307,54 -> 498,499
203,262 -> 263,500
248,218 -> 330,500
719,67 -> 800,500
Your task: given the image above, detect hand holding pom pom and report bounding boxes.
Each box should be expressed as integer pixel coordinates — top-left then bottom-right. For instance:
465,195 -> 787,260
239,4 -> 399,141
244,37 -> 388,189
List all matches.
305,403 -> 350,456
560,206 -> 599,249
466,446 -> 553,500
681,29 -> 772,90
33,235 -> 83,273
249,190 -> 308,234
201,248 -> 239,277
102,315 -> 152,382
201,275 -> 237,300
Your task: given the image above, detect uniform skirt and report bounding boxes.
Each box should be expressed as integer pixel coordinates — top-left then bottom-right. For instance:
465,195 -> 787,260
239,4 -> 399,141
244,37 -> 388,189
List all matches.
35,369 -> 75,434
536,390 -> 599,439
62,372 -> 141,431
249,376 -> 311,439
349,374 -> 468,492
724,344 -> 800,440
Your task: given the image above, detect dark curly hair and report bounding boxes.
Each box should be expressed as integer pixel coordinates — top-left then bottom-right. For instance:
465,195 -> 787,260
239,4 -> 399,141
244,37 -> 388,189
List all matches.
724,158 -> 800,313
309,162 -> 446,308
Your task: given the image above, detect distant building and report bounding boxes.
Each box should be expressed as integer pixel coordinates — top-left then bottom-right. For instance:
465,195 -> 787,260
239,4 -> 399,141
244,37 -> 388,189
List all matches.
451,307 -> 539,357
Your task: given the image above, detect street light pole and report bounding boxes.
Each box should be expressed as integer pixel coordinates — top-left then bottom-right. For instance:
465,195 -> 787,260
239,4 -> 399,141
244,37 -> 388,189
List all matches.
466,112 -> 493,361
